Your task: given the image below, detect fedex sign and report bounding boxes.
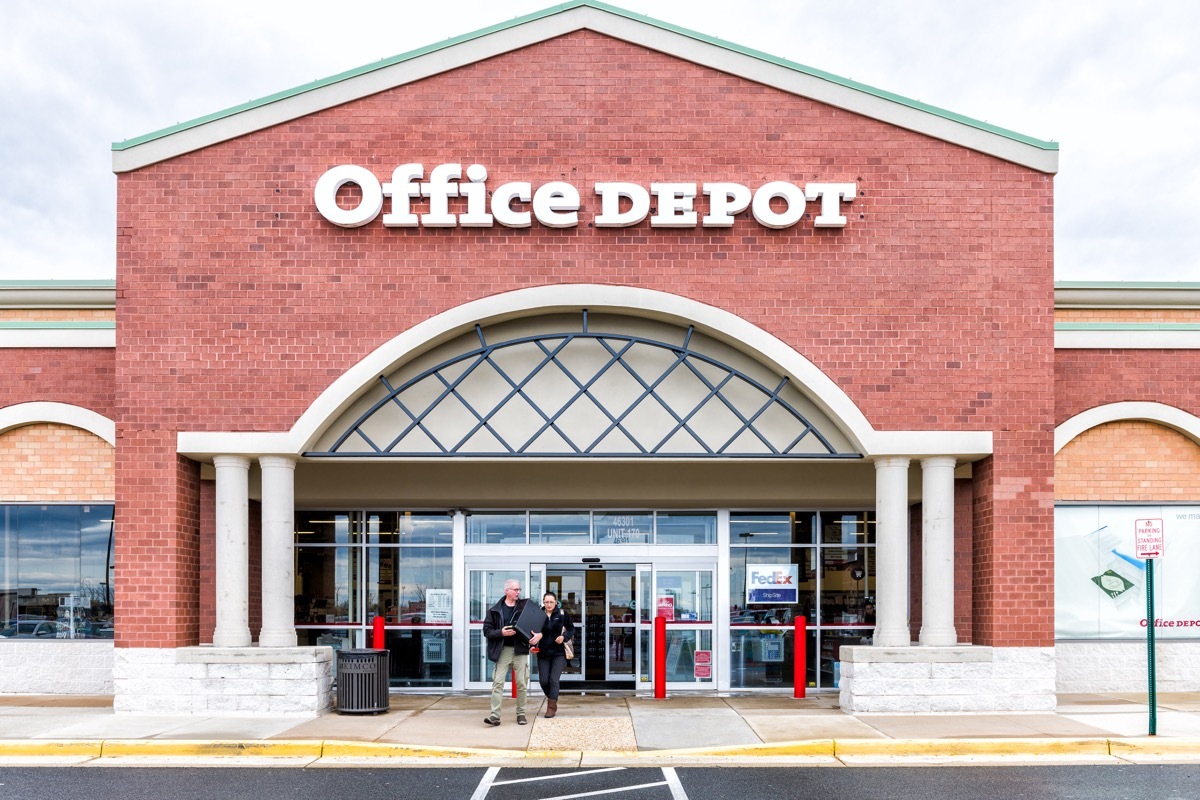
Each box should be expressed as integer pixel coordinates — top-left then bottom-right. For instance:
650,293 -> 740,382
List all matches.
747,565 -> 799,605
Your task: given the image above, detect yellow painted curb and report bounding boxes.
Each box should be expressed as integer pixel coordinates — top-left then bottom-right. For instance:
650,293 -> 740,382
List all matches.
99,739 -> 323,758
834,738 -> 1112,757
319,740 -> 528,759
630,740 -> 836,758
1109,738 -> 1200,758
0,740 -> 103,757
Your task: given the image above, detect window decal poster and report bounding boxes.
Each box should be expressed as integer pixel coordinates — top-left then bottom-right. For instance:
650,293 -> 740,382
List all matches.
1056,505 -> 1200,639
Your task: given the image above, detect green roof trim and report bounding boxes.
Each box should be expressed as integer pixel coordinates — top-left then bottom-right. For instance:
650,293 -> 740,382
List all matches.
112,0 -> 1056,153
1055,323 -> 1200,331
0,322 -> 115,330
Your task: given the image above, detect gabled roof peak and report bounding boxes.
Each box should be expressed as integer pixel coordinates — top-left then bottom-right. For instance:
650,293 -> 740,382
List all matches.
112,0 -> 1057,173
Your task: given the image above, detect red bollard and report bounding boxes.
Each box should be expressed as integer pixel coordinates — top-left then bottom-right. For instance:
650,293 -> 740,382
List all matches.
794,616 -> 807,699
654,615 -> 667,699
372,616 -> 385,650
511,668 -> 517,699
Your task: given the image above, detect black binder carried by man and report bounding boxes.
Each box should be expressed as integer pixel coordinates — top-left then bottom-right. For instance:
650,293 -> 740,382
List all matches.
509,598 -> 547,641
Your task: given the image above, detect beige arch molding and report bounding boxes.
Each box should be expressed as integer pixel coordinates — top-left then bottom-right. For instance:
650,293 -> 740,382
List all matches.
177,284 -> 992,460
0,401 -> 115,446
1055,402 -> 1200,454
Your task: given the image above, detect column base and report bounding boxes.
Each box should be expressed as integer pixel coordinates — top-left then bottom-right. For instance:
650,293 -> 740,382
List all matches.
918,627 -> 958,647
259,629 -> 299,648
113,646 -> 334,715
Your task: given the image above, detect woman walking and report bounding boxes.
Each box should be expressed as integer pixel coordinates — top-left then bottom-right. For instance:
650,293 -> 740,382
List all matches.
534,591 -> 574,718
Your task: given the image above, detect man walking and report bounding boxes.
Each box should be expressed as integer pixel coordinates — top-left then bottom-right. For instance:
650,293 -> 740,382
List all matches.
482,578 -> 541,726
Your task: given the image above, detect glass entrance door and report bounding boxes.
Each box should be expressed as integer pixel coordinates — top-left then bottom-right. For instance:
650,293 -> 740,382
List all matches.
543,569 -> 585,683
606,571 -> 635,680
545,565 -> 637,686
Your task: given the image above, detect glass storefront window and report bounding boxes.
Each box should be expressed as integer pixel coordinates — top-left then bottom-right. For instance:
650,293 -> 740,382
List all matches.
467,513 -> 527,544
529,512 -> 590,544
295,511 -> 355,544
0,504 -> 115,640
820,511 -> 875,544
384,629 -> 452,687
594,512 -> 652,544
730,628 -> 817,689
820,546 -> 874,627
295,546 -> 360,625
656,512 -> 717,544
730,546 -> 816,626
369,546 -> 452,623
730,512 -> 816,545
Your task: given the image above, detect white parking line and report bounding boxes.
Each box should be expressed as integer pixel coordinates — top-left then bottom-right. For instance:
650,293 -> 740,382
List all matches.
469,766 -> 501,800
534,780 -> 670,800
493,768 -> 630,786
661,768 -> 689,800
471,767 -> 689,800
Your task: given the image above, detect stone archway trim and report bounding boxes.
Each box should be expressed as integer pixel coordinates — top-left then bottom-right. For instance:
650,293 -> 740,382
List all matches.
1055,401 -> 1200,454
0,401 -> 115,446
177,285 -> 992,460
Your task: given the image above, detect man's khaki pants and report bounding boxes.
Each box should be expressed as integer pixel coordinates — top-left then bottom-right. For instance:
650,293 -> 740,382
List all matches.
490,645 -> 529,720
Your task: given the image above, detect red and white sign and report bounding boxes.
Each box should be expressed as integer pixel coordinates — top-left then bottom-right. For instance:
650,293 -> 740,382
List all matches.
656,595 -> 675,621
694,664 -> 712,679
1135,518 -> 1165,559
694,650 -> 711,666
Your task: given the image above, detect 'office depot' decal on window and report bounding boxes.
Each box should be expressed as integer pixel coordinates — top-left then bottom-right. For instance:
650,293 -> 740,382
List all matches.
747,565 -> 799,605
314,163 -> 856,231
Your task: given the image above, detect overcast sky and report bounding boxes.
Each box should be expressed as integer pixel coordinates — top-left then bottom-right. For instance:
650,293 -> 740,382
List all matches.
3,1 -> 1197,283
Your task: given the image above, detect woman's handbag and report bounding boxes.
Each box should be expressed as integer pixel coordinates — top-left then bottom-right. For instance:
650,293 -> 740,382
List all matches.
563,638 -> 575,661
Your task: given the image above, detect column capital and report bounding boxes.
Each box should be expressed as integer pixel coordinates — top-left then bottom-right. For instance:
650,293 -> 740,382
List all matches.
920,456 -> 957,470
213,454 -> 251,471
259,455 -> 297,471
874,456 -> 911,470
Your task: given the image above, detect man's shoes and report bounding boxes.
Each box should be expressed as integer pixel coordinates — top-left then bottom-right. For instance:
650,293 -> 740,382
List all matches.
484,716 -> 500,726
517,714 -> 528,725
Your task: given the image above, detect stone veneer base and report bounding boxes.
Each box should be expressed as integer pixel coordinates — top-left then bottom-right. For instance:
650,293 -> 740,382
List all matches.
838,645 -> 1056,713
0,641 -> 115,694
1056,640 -> 1200,693
112,646 -> 334,715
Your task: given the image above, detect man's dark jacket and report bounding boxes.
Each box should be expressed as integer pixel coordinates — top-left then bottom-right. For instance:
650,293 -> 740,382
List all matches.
483,596 -> 532,662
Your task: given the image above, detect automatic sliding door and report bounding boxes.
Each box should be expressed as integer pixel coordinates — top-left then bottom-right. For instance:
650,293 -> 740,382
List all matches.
607,571 -> 635,680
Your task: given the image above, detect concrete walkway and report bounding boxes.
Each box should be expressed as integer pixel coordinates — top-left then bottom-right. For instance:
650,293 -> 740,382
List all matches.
2,691 -> 1200,767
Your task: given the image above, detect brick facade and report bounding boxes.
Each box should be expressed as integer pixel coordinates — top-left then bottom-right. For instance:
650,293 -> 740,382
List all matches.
1055,420 -> 1200,501
114,30 -> 1055,649
1056,349 -> 1200,424
0,423 -> 113,502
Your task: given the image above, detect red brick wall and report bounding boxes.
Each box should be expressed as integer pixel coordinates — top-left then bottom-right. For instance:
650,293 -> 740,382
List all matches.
116,31 -> 1055,647
113,431 -> 200,647
0,348 -> 114,418
1056,350 -> 1200,423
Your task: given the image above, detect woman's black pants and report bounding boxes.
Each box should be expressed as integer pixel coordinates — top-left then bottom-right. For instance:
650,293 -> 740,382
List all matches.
537,654 -> 566,700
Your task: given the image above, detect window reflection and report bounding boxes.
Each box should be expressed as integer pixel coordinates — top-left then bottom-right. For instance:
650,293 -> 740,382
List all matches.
0,504 -> 115,640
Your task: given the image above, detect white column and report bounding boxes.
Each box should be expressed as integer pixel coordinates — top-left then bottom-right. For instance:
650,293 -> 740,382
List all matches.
919,457 -> 958,646
212,455 -> 252,647
259,456 -> 298,647
873,457 -> 911,647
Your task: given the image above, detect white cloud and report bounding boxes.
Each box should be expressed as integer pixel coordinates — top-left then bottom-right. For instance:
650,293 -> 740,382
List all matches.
2,0 -> 1198,281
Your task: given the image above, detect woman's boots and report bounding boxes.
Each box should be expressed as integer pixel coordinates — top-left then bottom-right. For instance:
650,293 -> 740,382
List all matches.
545,699 -> 557,718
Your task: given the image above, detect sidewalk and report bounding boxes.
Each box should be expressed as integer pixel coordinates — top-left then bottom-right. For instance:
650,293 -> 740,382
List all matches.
2,691 -> 1200,767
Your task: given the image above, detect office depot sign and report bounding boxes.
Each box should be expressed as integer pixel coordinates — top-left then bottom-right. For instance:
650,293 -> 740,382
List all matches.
314,163 -> 856,231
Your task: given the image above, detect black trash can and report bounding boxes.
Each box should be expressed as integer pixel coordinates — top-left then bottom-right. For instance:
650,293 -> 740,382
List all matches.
335,648 -> 390,714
